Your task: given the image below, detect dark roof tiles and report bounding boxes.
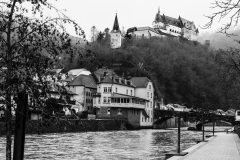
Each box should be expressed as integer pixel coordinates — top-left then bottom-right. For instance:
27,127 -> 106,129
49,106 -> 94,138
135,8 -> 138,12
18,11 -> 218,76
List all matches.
68,75 -> 97,88
130,77 -> 150,88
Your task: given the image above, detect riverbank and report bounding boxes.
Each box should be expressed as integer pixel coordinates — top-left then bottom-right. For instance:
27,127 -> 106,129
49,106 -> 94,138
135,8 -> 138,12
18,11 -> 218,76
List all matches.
0,128 -> 214,160
0,119 -> 128,136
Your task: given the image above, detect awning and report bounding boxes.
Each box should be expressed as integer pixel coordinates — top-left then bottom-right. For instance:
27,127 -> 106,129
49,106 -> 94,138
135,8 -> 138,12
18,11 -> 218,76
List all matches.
142,109 -> 150,118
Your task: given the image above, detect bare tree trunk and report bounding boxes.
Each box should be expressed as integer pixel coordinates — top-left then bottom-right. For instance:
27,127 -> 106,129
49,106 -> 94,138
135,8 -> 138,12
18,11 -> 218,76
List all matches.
6,1 -> 17,159
13,93 -> 28,160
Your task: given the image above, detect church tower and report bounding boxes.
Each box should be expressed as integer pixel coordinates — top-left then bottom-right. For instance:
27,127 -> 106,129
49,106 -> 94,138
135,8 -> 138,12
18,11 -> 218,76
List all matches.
110,13 -> 121,49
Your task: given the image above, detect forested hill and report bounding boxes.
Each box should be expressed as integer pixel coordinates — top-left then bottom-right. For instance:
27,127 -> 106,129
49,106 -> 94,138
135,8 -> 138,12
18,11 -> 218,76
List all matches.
61,36 -> 240,111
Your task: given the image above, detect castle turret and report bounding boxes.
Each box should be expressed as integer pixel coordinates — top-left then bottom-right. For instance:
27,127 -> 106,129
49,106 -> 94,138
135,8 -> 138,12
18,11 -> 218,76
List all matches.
152,7 -> 164,29
110,13 -> 121,49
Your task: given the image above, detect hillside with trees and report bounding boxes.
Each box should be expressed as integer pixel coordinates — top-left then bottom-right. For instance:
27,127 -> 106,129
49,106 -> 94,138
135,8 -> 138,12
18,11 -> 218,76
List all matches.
59,35 -> 240,111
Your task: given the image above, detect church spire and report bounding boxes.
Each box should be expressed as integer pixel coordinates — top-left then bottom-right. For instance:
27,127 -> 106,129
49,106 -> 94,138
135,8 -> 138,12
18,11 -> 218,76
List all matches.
112,13 -> 120,32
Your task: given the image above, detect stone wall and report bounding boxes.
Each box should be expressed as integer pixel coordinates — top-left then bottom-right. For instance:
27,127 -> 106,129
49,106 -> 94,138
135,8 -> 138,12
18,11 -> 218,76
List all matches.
0,119 -> 128,136
127,109 -> 140,128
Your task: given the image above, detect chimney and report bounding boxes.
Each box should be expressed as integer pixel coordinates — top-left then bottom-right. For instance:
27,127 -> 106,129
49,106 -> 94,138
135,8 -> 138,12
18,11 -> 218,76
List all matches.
103,72 -> 107,77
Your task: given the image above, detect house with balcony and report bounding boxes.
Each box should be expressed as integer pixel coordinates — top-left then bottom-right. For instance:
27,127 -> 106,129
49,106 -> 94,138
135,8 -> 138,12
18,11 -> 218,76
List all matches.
93,69 -> 151,128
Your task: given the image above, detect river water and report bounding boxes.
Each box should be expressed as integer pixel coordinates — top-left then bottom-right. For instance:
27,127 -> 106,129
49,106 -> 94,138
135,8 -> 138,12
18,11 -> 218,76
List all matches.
0,127 -> 229,160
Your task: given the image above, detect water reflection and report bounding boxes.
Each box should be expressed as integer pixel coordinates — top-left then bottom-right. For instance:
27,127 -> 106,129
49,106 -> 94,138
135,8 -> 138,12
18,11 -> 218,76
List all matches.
0,127 -> 229,160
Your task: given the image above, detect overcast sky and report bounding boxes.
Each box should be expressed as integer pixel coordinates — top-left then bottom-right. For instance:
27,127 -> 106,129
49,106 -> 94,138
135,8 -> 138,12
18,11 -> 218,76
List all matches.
51,0 -> 239,47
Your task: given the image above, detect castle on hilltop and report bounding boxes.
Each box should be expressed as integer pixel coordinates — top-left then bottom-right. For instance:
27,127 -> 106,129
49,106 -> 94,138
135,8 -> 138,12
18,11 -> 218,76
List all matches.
126,7 -> 199,42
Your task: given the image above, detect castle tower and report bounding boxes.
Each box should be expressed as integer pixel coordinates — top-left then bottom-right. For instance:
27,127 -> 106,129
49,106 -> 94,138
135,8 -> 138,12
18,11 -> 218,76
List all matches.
152,7 -> 164,29
110,13 -> 121,49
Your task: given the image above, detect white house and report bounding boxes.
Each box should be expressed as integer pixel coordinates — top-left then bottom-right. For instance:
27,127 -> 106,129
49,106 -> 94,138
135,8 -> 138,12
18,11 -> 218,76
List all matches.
93,69 -> 152,128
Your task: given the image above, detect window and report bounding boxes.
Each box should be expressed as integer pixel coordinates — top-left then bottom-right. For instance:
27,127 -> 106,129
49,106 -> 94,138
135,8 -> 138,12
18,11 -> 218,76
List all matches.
151,93 -> 152,98
98,98 -> 101,104
147,92 -> 149,98
107,108 -> 110,114
116,87 -> 118,93
107,97 -> 111,103
142,117 -> 144,122
151,110 -> 153,115
149,85 -> 151,89
151,118 -> 153,122
108,87 -> 112,92
103,97 -> 107,103
131,90 -> 132,96
117,108 -> 122,115
126,89 -> 128,95
121,98 -> 124,103
151,102 -> 152,108
104,87 -> 107,92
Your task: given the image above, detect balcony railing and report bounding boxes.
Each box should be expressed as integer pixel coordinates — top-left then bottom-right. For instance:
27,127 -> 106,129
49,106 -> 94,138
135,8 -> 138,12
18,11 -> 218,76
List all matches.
94,102 -> 145,109
92,92 -> 101,97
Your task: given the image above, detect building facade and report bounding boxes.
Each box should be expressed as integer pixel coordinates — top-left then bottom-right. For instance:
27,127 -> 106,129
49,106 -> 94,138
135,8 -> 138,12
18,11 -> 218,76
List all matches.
93,69 -> 153,128
67,75 -> 97,113
131,77 -> 154,127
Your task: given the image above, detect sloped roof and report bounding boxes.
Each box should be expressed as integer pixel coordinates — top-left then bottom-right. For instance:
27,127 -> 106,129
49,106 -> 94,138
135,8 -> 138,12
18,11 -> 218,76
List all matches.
179,16 -> 197,31
94,68 -> 119,80
101,75 -> 114,83
67,75 -> 97,88
162,15 -> 180,27
130,77 -> 150,88
112,13 -> 120,32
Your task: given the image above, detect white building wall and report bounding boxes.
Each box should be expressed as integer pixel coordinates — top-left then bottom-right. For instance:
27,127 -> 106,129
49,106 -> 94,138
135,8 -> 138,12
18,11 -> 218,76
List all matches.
165,25 -> 181,36
69,86 -> 85,112
95,83 -> 135,106
135,82 -> 154,127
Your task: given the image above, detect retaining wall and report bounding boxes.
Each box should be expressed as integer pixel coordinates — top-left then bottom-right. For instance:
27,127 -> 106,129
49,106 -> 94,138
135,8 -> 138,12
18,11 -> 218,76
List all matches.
0,119 -> 128,136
